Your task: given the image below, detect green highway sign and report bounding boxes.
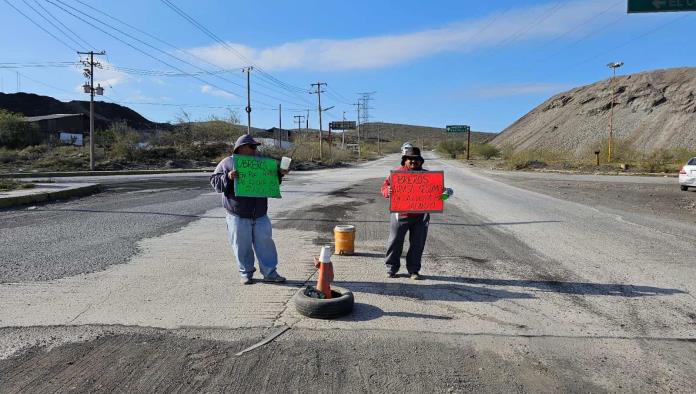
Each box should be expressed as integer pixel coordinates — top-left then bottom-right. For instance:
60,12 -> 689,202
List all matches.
445,125 -> 470,133
628,0 -> 696,13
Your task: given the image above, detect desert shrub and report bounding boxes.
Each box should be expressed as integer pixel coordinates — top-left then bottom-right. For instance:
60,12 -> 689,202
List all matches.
18,145 -> 49,160
472,143 -> 500,159
0,179 -> 35,191
34,145 -> 88,170
0,147 -> 18,163
503,147 -> 572,170
437,140 -> 466,158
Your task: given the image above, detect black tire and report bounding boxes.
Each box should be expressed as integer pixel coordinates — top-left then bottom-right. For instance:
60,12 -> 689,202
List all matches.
294,286 -> 354,319
681,185 -> 689,191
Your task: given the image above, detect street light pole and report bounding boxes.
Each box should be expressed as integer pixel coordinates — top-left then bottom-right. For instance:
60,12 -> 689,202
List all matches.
607,61 -> 623,163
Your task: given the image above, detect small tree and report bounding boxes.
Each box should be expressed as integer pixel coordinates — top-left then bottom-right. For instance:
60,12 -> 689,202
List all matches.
437,140 -> 466,158
473,143 -> 500,159
0,109 -> 42,148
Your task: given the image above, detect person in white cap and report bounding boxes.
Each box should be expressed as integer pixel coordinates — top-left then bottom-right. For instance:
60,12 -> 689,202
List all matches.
381,145 -> 453,280
210,134 -> 289,285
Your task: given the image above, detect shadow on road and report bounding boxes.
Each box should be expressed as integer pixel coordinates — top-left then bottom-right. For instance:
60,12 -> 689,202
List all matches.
342,303 -> 454,322
274,217 -> 562,227
336,281 -> 535,302
431,275 -> 686,297
33,208 -> 224,219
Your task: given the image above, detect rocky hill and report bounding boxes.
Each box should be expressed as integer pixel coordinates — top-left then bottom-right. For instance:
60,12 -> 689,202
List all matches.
491,67 -> 696,155
346,122 -> 496,148
0,92 -> 170,130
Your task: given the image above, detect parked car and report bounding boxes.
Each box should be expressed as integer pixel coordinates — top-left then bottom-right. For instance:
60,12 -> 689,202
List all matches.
679,157 -> 696,191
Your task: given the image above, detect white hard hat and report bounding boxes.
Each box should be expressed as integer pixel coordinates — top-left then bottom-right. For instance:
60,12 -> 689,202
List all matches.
401,142 -> 413,154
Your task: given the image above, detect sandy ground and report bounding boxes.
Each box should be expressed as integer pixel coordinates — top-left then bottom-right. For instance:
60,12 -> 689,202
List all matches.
1,157 -> 695,393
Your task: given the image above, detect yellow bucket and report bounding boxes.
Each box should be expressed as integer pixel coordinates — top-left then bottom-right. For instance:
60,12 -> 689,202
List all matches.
334,225 -> 356,255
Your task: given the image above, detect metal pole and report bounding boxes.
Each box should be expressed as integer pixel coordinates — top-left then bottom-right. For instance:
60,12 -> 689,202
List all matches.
377,122 -> 381,155
466,126 -> 471,160
89,52 -> 95,171
278,103 -> 282,148
342,111 -> 346,149
311,82 -> 326,161
245,67 -> 252,134
356,103 -> 361,160
608,67 -> 615,163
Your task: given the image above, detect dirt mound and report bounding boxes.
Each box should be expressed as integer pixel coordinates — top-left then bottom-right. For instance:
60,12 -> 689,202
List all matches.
0,92 -> 170,130
492,67 -> 696,154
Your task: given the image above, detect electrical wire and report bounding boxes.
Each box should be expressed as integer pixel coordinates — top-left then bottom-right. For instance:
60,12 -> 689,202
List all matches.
67,0 -> 312,106
160,0 -> 317,104
3,0 -> 77,52
33,0 -> 94,49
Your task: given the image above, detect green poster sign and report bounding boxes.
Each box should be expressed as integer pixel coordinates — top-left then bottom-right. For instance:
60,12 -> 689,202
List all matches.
233,155 -> 281,198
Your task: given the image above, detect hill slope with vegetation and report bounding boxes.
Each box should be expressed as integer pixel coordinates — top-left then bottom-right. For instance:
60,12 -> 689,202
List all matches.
492,67 -> 696,156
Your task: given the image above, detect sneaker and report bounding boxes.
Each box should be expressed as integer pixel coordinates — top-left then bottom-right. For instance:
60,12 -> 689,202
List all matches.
264,274 -> 286,283
240,277 -> 254,285
387,272 -> 397,278
410,273 -> 422,280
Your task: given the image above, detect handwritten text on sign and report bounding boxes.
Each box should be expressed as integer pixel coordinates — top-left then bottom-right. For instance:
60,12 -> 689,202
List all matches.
233,155 -> 281,198
389,171 -> 444,213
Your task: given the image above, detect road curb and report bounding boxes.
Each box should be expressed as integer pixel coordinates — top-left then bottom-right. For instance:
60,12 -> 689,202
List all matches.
0,184 -> 101,209
0,169 -> 213,178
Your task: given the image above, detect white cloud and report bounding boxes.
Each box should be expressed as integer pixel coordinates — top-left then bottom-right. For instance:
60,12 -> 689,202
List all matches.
200,84 -> 237,100
187,0 -> 619,71
472,82 -> 573,98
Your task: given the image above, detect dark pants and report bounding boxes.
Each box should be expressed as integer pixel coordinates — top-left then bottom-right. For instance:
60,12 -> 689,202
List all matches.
384,213 -> 430,274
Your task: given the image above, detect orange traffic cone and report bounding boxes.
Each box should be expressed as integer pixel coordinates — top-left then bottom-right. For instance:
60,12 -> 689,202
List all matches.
314,256 -> 334,299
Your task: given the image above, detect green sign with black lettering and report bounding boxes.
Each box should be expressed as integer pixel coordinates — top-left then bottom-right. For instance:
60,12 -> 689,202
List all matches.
233,155 -> 281,198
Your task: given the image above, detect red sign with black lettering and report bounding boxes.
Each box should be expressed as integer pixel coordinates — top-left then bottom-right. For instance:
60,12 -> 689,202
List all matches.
389,171 -> 444,213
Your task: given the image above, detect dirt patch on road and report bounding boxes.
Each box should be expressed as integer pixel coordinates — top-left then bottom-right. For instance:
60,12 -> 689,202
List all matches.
492,174 -> 696,225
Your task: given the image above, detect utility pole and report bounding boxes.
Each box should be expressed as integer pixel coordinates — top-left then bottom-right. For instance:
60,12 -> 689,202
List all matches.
243,66 -> 253,134
278,103 -> 282,148
310,82 -> 327,160
353,102 -> 361,160
377,122 -> 381,155
294,115 -> 304,134
607,61 -> 623,163
79,50 -> 106,171
341,111 -> 346,149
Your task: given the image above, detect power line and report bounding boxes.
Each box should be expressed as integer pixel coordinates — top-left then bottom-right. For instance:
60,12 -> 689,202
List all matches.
3,0 -> 77,52
159,0 -> 318,104
46,0 -> 284,109
51,0 -> 308,108
33,0 -> 94,49
67,0 -> 312,107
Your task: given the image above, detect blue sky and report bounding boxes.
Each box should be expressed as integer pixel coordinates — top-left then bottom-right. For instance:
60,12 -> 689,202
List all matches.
1,0 -> 694,132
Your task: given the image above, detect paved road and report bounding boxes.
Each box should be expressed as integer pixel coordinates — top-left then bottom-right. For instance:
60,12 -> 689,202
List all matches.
1,155 -> 694,393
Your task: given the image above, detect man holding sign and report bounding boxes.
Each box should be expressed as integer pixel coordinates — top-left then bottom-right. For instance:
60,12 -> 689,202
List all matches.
381,146 -> 453,280
210,134 -> 289,285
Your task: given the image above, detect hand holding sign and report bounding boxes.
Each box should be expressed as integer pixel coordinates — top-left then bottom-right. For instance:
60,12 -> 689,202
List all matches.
232,155 -> 282,198
389,171 -> 445,213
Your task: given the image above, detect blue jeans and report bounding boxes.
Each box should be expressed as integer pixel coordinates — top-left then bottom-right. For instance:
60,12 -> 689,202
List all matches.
225,214 -> 280,279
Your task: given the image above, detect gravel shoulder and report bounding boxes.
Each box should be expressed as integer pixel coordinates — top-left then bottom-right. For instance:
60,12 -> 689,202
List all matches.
481,169 -> 696,226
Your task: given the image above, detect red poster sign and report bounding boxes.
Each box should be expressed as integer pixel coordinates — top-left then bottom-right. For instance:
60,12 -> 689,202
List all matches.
389,171 -> 444,213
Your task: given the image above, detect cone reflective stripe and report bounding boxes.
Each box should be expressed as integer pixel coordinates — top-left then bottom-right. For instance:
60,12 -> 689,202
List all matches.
314,257 -> 334,299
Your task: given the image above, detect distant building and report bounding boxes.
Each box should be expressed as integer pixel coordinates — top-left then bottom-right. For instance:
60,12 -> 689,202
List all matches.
59,132 -> 83,146
23,113 -> 87,144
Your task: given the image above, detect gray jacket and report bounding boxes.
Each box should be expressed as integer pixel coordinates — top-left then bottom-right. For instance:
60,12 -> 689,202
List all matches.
209,155 -> 283,218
